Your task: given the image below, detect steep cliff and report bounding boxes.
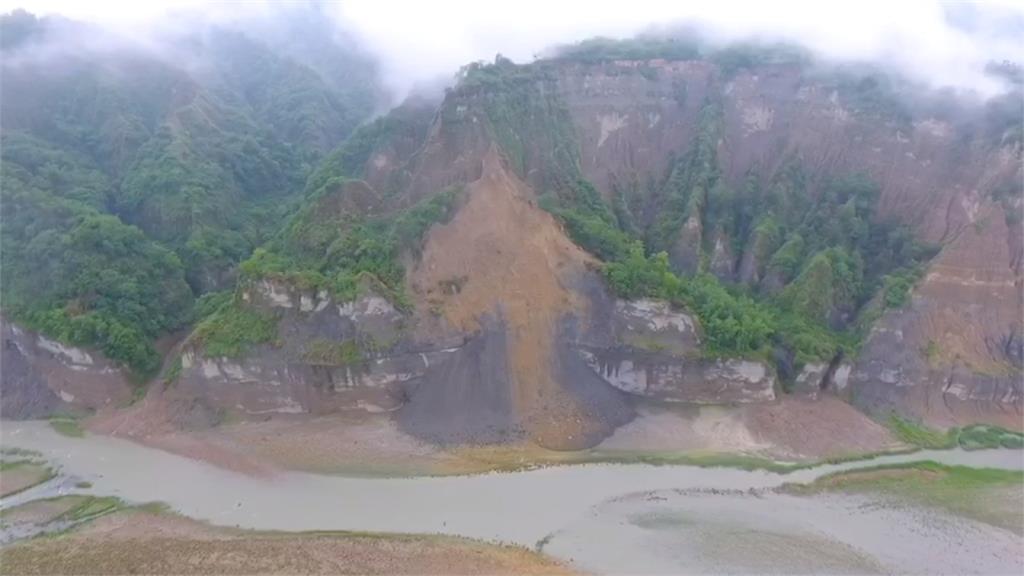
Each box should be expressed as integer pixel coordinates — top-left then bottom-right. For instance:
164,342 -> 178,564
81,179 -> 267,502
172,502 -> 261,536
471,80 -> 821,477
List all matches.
1,317 -> 132,418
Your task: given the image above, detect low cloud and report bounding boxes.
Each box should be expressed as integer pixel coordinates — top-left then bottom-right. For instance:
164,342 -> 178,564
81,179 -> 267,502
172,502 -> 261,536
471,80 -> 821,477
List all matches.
4,0 -> 1022,100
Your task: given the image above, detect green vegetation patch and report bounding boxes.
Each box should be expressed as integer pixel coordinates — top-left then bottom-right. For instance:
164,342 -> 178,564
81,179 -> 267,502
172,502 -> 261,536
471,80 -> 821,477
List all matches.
888,416 -> 1024,451
0,460 -> 55,498
59,496 -> 123,522
887,415 -> 957,449
49,417 -> 84,438
786,461 -> 1024,533
957,425 -> 1024,450
302,339 -> 364,366
241,186 -> 461,308
458,56 -> 581,190
163,355 -> 183,386
193,302 -> 279,358
564,149 -> 929,371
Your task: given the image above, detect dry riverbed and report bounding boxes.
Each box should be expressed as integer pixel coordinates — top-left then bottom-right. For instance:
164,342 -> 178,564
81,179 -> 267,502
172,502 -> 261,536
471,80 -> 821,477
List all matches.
85,396 -> 909,477
0,460 -> 53,499
544,462 -> 1024,575
1,506 -> 573,575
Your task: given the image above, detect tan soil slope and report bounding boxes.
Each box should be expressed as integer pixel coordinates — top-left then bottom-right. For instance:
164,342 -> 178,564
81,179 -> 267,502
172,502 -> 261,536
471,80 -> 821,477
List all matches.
410,146 -> 623,449
916,200 -> 1020,377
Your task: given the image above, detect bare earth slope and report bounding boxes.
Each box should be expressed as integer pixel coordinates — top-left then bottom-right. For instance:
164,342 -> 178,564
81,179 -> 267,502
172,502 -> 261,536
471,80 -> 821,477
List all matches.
401,146 -> 632,449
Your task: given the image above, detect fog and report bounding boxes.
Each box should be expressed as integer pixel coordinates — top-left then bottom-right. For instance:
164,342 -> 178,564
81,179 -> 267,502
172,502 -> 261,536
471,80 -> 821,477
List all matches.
2,0 -> 1022,100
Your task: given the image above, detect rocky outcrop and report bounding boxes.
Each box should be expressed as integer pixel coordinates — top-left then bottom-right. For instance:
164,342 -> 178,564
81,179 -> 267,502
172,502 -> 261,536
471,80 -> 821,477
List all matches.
849,199 -> 1023,429
708,229 -> 736,282
737,223 -> 777,286
670,214 -> 703,275
574,298 -> 776,404
174,279 -> 448,420
556,60 -> 715,205
0,317 -> 132,418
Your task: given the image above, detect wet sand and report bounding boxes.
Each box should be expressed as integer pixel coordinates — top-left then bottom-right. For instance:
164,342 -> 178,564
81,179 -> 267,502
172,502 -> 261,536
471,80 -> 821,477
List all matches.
545,489 -> 1022,575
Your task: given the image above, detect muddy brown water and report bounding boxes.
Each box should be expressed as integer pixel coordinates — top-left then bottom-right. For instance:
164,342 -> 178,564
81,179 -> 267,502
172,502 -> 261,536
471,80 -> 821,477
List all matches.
2,421 -> 1022,574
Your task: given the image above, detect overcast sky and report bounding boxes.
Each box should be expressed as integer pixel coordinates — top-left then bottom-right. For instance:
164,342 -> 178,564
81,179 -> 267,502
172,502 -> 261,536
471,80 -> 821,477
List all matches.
3,0 -> 1022,98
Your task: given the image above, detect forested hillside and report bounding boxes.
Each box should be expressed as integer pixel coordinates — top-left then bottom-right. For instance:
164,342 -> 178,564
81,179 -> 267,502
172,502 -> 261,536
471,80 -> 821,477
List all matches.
0,8 -> 381,374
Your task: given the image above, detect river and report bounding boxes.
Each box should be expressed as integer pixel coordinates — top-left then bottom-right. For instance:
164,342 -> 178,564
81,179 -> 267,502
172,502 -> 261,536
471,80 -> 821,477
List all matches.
3,420 -> 1022,574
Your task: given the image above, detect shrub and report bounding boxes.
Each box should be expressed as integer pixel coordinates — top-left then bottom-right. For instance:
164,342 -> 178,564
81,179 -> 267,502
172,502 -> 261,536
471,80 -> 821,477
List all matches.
193,304 -> 279,358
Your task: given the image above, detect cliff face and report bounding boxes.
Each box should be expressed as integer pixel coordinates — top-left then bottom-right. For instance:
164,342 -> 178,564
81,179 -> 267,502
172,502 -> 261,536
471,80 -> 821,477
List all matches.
849,199 -> 1023,428
577,298 -> 776,403
4,53 -> 1020,444
0,317 -> 132,418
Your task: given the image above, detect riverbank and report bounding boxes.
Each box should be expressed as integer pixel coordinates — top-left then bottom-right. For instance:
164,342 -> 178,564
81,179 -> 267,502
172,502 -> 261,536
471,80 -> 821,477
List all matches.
2,421 -> 1021,575
0,460 -> 53,499
783,461 -> 1024,534
1,505 -> 573,575
82,396 -> 910,477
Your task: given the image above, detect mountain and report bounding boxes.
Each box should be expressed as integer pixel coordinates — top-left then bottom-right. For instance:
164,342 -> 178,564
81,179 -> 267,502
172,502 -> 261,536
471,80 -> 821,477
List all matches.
0,8 -> 380,375
2,27 -> 1021,447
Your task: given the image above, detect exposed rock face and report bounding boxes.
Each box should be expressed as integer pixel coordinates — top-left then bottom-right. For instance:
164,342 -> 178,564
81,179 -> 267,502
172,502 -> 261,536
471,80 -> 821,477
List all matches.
573,297 -> 776,403
670,214 -> 703,275
791,363 -> 830,398
396,313 -> 520,444
708,229 -> 736,282
174,279 -> 446,421
556,60 -> 715,204
0,318 -> 132,418
737,224 -> 775,285
849,199 -> 1023,429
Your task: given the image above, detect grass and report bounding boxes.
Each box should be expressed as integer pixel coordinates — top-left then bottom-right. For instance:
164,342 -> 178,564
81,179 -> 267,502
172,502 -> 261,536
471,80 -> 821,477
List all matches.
49,417 -> 85,438
59,496 -> 122,522
784,461 -> 1024,533
0,495 -> 84,522
583,447 -> 923,474
887,415 -> 956,449
958,424 -> 1024,450
193,303 -> 279,358
163,355 -> 183,386
887,415 -> 1024,450
0,447 -> 41,459
440,441 -> 924,478
0,460 -> 55,498
302,339 -> 364,366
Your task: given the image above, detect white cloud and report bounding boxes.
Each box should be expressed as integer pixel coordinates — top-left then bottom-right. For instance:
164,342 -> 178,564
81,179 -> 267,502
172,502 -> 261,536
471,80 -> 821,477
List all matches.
3,0 -> 1022,99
